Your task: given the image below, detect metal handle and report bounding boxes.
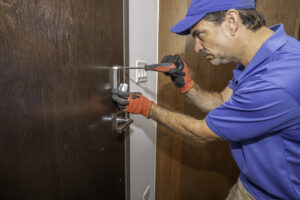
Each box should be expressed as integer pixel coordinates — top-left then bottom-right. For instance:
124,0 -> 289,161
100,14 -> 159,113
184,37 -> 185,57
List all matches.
102,114 -> 133,134
107,66 -> 133,133
114,115 -> 133,134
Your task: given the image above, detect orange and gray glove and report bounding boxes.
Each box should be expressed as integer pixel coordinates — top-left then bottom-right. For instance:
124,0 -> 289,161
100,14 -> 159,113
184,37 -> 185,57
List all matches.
111,89 -> 153,118
161,54 -> 194,93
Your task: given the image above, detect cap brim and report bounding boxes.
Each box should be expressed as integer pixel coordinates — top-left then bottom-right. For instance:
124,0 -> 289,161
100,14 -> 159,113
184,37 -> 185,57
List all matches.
170,13 -> 206,35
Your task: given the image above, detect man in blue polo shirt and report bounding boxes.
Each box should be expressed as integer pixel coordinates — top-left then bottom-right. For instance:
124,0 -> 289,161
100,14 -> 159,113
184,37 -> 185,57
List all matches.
112,0 -> 300,199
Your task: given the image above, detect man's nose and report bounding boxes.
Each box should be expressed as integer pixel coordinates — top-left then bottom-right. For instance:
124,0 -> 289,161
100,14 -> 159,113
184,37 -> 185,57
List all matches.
195,40 -> 204,53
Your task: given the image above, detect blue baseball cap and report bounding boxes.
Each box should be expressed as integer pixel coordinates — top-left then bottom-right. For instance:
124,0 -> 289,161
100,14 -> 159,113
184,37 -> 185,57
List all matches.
171,0 -> 256,35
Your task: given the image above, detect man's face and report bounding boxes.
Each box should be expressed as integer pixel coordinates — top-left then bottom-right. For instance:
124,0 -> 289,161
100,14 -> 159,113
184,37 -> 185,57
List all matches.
191,19 -> 233,65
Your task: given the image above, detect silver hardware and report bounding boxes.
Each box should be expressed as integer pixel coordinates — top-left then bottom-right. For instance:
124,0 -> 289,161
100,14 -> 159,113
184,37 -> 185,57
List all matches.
106,66 -> 132,134
119,83 -> 128,92
111,66 -> 122,89
102,114 -> 133,134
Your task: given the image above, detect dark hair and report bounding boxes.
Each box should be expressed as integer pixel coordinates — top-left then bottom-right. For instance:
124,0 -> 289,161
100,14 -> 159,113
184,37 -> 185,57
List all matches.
202,9 -> 266,32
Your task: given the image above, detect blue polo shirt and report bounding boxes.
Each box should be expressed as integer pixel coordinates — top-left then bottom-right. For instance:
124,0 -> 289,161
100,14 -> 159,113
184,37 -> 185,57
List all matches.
206,24 -> 300,199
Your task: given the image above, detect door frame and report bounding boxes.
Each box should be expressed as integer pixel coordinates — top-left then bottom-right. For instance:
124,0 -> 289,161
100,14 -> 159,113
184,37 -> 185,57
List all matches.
123,0 -> 130,200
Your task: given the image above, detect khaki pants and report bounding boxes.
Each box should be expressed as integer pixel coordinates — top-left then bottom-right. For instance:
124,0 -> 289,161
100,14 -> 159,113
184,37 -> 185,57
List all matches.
226,178 -> 256,200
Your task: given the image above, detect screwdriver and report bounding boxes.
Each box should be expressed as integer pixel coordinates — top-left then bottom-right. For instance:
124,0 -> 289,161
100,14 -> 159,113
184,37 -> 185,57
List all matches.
122,63 -> 176,72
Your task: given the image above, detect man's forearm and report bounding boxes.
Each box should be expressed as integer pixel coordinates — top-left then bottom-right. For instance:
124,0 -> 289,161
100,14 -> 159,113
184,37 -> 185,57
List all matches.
186,83 -> 224,112
149,103 -> 221,142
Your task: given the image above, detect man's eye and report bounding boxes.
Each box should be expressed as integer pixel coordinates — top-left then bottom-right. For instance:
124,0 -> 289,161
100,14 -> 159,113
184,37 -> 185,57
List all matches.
197,33 -> 203,41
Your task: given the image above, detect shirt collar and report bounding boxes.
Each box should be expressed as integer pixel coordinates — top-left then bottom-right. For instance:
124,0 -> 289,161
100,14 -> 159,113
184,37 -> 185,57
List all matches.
236,24 -> 288,82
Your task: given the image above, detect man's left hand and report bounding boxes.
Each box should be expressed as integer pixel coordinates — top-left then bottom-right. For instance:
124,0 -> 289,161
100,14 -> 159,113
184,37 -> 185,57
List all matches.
161,54 -> 194,93
111,89 -> 153,118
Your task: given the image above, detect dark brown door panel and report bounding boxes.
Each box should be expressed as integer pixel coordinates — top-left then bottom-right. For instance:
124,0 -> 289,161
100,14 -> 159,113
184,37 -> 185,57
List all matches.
0,0 -> 125,199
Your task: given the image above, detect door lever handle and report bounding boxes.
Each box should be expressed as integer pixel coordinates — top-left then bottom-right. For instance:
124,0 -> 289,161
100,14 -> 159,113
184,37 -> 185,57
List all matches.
116,117 -> 131,123
102,113 -> 133,134
113,114 -> 133,134
108,66 -> 133,133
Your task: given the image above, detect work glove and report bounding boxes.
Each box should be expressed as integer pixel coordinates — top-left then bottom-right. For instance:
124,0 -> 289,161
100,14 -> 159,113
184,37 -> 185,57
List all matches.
161,54 -> 194,93
111,89 -> 153,118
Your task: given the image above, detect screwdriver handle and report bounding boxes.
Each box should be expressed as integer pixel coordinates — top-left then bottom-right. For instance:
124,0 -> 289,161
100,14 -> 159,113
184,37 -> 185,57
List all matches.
144,63 -> 176,72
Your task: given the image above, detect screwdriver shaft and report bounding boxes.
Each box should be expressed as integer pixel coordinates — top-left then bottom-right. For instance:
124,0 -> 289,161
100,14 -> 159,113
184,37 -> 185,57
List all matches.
121,67 -> 145,69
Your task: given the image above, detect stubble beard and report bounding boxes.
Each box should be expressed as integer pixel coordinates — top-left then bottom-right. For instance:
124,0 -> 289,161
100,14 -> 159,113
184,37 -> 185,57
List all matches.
210,59 -> 221,65
209,53 -> 229,66
209,55 -> 224,66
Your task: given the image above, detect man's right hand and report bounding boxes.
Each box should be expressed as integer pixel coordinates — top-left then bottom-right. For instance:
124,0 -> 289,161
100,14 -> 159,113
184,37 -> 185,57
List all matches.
111,89 -> 153,118
161,55 -> 194,93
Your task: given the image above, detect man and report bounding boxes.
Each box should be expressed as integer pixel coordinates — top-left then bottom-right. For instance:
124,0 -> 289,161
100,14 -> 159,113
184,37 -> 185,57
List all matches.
112,0 -> 300,199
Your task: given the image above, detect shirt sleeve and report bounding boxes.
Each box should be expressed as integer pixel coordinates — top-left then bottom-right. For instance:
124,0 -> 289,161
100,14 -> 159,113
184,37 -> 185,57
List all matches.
206,79 -> 300,142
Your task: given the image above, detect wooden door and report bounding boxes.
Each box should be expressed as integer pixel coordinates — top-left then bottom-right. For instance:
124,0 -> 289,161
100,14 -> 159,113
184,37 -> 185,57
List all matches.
0,0 -> 126,199
156,0 -> 300,199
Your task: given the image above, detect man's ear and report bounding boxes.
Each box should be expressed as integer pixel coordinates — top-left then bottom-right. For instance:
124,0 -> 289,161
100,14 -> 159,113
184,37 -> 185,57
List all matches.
223,9 -> 240,36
